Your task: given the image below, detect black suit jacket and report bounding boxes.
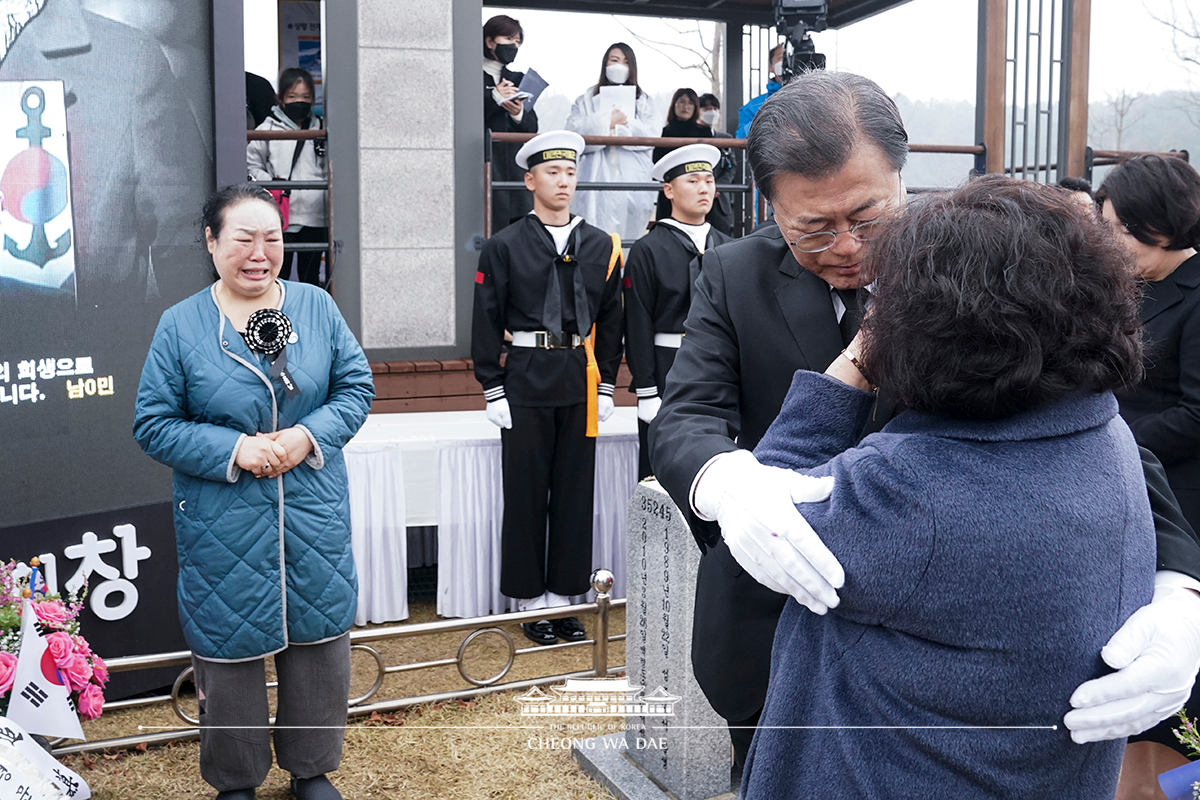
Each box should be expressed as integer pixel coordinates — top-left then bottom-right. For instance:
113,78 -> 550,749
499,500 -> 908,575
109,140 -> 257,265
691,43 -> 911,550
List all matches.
651,226 -> 1200,724
1119,253 -> 1200,525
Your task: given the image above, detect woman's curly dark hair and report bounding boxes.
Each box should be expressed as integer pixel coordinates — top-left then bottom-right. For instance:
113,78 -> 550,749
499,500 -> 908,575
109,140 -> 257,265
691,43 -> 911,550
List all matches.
861,175 -> 1143,419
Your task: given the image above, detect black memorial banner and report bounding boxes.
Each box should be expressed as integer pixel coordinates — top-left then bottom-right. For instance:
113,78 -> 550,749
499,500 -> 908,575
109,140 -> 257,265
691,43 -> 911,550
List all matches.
0,0 -> 216,693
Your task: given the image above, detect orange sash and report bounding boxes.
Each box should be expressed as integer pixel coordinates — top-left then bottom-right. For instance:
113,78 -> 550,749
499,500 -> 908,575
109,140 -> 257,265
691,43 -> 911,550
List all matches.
584,233 -> 623,437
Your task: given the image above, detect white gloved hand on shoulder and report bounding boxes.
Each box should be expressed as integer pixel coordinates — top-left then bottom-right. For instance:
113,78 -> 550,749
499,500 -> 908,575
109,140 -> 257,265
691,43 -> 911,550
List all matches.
693,449 -> 842,613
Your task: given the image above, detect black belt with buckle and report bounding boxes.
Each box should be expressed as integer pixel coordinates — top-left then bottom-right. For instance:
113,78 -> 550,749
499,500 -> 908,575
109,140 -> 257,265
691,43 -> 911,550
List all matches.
519,330 -> 583,349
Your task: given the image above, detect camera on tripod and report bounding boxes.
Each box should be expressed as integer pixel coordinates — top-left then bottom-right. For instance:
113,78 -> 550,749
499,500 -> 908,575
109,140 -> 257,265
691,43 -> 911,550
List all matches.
773,0 -> 828,79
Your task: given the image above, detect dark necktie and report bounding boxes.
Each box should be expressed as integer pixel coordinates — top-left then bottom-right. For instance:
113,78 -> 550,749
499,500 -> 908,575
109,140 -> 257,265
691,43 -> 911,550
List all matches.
835,288 -> 863,346
541,225 -> 591,337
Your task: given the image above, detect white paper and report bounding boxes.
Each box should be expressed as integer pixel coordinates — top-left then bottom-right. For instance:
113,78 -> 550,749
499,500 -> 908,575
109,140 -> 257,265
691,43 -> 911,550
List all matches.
598,85 -> 637,126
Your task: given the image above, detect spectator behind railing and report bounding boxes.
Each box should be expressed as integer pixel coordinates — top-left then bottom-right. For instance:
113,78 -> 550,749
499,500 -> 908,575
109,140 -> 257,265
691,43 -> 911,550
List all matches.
698,92 -> 723,131
736,44 -> 784,139
566,42 -> 656,241
697,92 -> 737,235
484,14 -> 538,232
652,88 -> 721,232
246,67 -> 328,289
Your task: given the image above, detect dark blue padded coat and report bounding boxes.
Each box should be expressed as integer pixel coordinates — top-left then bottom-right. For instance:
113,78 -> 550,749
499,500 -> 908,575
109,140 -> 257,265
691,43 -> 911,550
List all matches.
745,371 -> 1155,800
133,281 -> 373,661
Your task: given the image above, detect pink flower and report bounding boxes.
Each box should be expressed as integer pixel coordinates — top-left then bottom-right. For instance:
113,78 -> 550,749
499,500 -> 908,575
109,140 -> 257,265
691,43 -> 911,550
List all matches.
33,600 -> 68,629
77,683 -> 104,721
63,653 -> 93,693
71,635 -> 92,658
91,654 -> 108,686
0,652 -> 16,696
45,632 -> 73,670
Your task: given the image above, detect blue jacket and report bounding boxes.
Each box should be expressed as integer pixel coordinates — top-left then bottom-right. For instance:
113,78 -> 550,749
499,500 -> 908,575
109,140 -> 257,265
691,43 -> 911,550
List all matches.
746,371 -> 1155,799
133,281 -> 374,661
735,81 -> 780,139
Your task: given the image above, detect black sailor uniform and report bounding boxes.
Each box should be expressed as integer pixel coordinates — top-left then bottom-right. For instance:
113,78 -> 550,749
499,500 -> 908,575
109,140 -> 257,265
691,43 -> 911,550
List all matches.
472,214 -> 623,598
623,221 -> 732,479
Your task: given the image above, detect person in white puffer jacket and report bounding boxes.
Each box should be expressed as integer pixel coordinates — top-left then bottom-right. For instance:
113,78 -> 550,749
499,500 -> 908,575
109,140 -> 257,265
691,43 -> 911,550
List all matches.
247,67 -> 328,288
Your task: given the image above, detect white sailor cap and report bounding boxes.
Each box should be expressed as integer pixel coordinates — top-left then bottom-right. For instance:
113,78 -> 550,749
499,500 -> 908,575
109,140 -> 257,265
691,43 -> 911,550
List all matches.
652,143 -> 721,182
515,130 -> 586,170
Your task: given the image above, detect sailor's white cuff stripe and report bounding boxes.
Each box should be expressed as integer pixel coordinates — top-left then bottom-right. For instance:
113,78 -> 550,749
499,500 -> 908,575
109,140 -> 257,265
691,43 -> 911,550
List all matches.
484,387 -> 506,400
635,387 -> 659,398
598,383 -> 615,396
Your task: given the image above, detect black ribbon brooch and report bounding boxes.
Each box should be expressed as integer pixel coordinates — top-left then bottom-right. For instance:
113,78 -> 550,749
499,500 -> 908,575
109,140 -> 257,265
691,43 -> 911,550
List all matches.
244,309 -> 300,398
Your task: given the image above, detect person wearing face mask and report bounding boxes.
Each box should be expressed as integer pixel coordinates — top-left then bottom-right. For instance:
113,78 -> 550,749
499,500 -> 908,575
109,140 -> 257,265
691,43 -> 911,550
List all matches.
698,93 -> 722,131
565,43 -> 657,241
735,44 -> 785,139
696,93 -> 737,235
484,14 -> 539,232
247,67 -> 328,289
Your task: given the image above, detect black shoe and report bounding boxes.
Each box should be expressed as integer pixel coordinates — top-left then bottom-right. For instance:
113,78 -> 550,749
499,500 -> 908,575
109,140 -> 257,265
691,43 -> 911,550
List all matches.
551,616 -> 587,642
290,774 -> 341,800
521,619 -> 558,646
215,791 -> 255,800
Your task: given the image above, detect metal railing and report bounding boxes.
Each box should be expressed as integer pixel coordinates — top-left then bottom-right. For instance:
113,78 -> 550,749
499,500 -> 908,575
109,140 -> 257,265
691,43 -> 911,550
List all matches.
485,131 -> 988,239
246,128 -> 336,288
53,570 -> 624,756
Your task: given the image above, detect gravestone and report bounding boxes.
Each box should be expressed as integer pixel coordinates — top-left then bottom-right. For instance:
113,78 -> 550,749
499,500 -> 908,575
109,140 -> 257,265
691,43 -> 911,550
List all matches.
623,480 -> 730,799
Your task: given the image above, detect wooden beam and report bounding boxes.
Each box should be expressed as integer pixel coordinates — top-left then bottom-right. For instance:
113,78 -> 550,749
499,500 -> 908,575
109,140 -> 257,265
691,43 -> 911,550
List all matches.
1061,0 -> 1092,178
975,0 -> 1008,174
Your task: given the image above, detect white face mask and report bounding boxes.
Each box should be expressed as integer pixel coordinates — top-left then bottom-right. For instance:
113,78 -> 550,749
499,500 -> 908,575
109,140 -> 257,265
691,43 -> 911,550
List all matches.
699,109 -> 719,127
605,63 -> 630,84
771,60 -> 783,79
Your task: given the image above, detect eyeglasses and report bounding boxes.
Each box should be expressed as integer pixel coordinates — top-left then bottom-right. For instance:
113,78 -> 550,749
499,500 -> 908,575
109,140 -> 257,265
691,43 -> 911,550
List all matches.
786,219 -> 882,253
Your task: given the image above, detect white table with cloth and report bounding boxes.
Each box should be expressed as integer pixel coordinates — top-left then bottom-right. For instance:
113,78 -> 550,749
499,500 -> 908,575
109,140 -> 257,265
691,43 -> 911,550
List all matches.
344,408 -> 639,623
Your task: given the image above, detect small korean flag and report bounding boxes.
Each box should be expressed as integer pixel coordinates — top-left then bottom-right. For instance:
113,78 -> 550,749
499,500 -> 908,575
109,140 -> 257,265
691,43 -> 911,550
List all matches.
6,599 -> 84,741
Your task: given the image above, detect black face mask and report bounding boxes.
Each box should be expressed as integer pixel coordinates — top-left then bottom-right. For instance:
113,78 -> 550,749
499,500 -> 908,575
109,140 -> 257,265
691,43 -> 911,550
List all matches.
282,101 -> 312,124
492,43 -> 518,65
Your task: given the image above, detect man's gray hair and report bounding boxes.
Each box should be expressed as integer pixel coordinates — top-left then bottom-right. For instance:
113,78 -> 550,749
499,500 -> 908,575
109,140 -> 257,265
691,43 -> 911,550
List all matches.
747,71 -> 908,201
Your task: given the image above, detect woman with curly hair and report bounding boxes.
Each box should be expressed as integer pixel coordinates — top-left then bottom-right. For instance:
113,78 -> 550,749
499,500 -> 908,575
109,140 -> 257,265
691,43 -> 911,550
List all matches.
741,176 -> 1155,799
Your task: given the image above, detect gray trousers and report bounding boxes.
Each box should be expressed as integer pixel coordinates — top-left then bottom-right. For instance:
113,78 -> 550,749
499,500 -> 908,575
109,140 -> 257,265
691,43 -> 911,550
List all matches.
192,633 -> 351,791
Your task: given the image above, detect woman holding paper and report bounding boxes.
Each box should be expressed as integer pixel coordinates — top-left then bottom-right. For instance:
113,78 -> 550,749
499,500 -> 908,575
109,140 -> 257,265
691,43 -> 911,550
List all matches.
566,42 -> 657,241
483,14 -> 540,232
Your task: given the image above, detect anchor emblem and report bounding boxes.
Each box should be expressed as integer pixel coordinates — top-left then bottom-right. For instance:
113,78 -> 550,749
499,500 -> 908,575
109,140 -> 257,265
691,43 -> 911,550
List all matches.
0,86 -> 72,267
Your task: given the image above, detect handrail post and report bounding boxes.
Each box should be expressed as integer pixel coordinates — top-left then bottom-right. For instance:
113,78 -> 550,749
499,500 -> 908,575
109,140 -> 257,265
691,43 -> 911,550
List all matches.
484,129 -> 493,239
591,569 -> 614,678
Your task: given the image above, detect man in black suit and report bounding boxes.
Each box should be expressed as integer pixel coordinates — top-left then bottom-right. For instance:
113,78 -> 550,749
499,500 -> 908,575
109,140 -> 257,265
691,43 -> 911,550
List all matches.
650,70 -> 1200,769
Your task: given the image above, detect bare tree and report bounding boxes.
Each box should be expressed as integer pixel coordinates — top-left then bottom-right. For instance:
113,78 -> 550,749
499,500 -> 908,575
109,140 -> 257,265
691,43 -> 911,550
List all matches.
1147,0 -> 1200,117
611,16 -> 724,98
1090,89 -> 1146,150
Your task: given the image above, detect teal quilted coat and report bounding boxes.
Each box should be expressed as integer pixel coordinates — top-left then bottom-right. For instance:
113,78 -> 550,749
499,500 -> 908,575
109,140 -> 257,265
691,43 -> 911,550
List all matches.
133,281 -> 374,661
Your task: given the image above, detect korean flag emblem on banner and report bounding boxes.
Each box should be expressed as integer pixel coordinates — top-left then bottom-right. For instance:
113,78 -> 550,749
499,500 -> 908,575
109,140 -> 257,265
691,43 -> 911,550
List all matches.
0,80 -> 76,297
6,599 -> 83,742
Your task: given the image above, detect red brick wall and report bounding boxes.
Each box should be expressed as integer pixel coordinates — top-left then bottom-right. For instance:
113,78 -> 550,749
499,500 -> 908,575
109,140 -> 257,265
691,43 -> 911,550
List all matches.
369,359 -> 637,414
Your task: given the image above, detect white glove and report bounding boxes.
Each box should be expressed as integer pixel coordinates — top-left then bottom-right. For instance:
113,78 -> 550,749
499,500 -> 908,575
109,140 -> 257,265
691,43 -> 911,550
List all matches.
637,397 -> 662,424
1064,584 -> 1200,743
486,398 -> 512,429
694,449 -> 841,613
598,394 -> 615,422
